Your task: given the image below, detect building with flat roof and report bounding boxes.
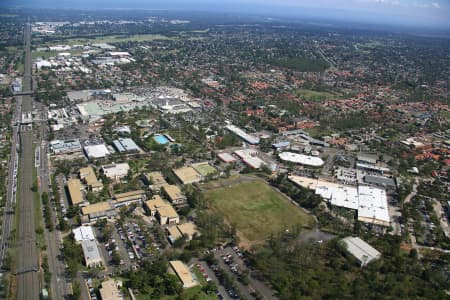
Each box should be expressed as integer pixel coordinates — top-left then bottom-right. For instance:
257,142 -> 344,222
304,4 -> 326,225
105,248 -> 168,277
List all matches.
279,152 -> 324,167
288,175 -> 390,226
243,156 -> 266,169
156,205 -> 179,225
112,126 -> 131,135
143,172 -> 168,193
233,149 -> 266,169
341,237 -> 381,267
315,182 -> 359,210
144,195 -> 168,216
357,186 -> 390,226
162,185 -> 187,206
173,167 -> 202,185
168,260 -> 199,289
112,138 -> 140,153
84,144 -> 111,159
225,124 -> 260,145
50,139 -> 82,155
363,175 -> 396,189
73,226 -> 95,243
79,166 -> 103,192
167,222 -> 200,244
217,152 -> 237,163
272,141 -> 290,150
101,163 -> 130,181
67,179 -> 85,206
113,190 -> 145,207
81,201 -> 116,223
99,279 -> 124,300
81,240 -> 103,268
177,222 -> 199,241
167,225 -> 183,243
356,163 -> 391,175
357,153 -> 378,165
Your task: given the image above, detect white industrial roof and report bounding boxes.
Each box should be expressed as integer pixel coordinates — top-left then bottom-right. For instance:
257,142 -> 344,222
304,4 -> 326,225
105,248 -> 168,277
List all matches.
73,226 -> 95,242
341,237 -> 381,266
243,156 -> 266,169
279,152 -> 324,167
234,149 -> 258,159
357,185 -> 390,225
101,163 -> 130,179
331,186 -> 359,210
81,240 -> 102,263
314,181 -> 359,210
113,138 -> 139,153
226,124 -> 260,145
289,175 -> 390,226
84,144 -> 111,159
356,163 -> 390,173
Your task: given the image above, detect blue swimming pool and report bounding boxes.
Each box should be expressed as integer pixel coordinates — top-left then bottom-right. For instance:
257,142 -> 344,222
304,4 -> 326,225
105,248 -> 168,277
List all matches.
154,134 -> 170,145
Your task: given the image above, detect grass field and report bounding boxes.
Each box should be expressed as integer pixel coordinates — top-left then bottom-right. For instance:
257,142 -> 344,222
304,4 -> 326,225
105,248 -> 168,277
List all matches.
441,110 -> 450,121
39,34 -> 174,46
192,163 -> 217,177
294,88 -> 340,101
204,180 -> 314,246
31,50 -> 85,59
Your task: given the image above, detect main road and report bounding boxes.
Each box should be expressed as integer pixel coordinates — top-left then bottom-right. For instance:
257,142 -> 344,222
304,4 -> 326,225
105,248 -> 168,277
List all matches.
15,21 -> 40,300
37,102 -> 68,299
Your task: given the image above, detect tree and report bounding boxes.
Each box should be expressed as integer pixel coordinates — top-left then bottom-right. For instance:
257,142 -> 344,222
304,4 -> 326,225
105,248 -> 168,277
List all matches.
72,281 -> 82,300
111,250 -> 121,266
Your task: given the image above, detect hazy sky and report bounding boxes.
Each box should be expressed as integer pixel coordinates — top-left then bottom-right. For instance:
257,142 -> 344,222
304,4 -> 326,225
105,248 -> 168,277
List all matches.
4,0 -> 450,29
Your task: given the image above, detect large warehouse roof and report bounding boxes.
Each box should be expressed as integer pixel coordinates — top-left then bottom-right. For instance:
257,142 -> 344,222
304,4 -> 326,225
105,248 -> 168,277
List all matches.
279,152 -> 324,167
288,175 -> 390,226
341,237 -> 381,267
113,138 -> 140,153
357,186 -> 390,226
84,144 -> 110,159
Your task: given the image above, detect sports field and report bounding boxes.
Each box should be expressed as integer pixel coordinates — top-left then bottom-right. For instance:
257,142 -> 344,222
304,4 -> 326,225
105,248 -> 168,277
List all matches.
192,163 -> 217,177
204,180 -> 314,246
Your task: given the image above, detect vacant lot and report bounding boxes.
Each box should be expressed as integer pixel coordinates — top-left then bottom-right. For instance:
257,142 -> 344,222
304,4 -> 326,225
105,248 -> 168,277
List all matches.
204,179 -> 314,247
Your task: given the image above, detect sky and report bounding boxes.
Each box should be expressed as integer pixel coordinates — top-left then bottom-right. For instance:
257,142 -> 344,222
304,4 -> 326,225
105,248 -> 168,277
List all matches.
3,0 -> 450,29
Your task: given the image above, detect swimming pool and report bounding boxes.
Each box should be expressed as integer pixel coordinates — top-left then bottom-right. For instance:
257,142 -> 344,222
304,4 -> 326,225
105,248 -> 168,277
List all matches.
154,134 -> 170,145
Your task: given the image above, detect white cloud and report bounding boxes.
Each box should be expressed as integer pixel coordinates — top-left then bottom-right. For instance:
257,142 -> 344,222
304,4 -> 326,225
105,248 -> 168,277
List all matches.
412,1 -> 442,9
431,2 -> 441,8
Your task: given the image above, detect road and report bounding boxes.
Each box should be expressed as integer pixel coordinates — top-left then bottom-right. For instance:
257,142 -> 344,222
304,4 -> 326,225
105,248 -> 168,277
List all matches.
36,103 -> 69,300
216,247 -> 278,300
432,199 -> 450,238
403,177 -> 419,205
15,20 -> 40,300
190,259 -> 231,300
